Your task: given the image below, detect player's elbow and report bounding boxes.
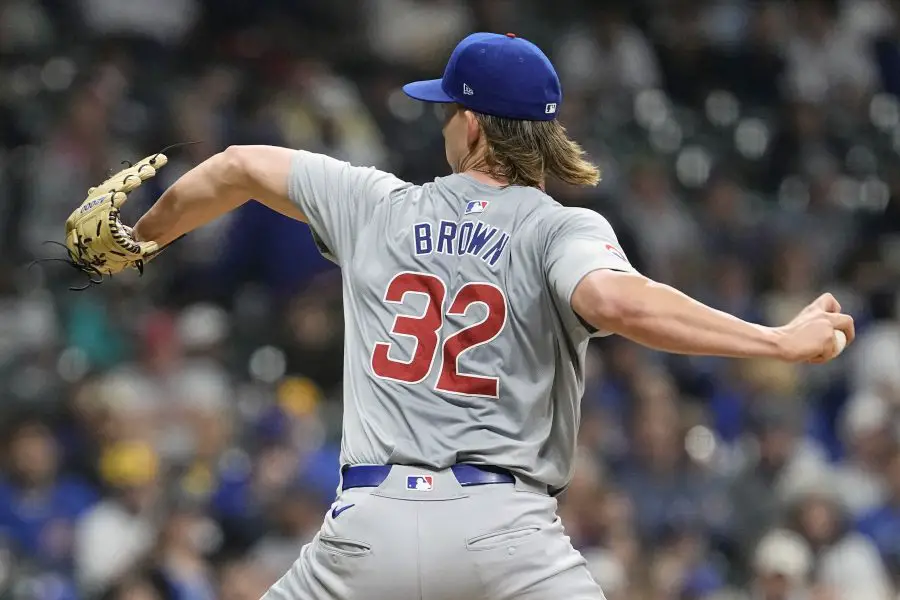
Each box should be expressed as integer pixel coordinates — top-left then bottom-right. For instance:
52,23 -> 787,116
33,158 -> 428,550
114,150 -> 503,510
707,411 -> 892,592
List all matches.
218,145 -> 255,190
214,145 -> 297,217
571,270 -> 650,332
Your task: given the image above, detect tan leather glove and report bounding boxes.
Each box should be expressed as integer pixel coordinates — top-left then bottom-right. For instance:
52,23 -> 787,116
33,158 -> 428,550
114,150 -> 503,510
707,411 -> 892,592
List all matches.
64,153 -> 168,277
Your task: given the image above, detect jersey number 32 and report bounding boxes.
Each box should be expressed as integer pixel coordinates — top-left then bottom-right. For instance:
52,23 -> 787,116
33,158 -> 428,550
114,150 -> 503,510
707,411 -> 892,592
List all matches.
371,272 -> 507,398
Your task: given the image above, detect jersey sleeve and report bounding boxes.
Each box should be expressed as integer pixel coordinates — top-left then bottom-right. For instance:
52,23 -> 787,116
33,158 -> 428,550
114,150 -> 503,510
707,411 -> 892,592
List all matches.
544,207 -> 637,336
287,150 -> 411,264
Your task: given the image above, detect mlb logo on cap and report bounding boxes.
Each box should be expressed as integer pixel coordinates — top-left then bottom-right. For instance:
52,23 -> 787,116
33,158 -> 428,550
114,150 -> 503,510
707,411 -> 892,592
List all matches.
407,475 -> 434,491
465,201 -> 488,215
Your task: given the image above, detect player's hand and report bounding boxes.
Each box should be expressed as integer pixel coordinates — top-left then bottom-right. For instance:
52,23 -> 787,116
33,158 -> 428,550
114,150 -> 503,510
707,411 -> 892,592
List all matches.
775,293 -> 855,363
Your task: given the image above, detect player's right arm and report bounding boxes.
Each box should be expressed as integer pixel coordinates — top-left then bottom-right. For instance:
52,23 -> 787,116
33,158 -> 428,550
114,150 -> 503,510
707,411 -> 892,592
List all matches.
572,271 -> 852,362
545,208 -> 854,363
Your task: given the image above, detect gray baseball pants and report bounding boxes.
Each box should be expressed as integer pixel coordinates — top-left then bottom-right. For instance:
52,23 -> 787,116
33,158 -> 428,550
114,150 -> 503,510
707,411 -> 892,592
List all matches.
260,464 -> 606,600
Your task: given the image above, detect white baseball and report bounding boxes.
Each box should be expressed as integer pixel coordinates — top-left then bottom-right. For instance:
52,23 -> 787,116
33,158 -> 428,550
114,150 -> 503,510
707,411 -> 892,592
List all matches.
832,330 -> 847,357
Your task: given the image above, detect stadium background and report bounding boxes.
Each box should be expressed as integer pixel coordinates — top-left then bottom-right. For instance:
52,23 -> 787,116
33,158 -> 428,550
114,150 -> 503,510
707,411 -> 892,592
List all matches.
1,0 -> 900,598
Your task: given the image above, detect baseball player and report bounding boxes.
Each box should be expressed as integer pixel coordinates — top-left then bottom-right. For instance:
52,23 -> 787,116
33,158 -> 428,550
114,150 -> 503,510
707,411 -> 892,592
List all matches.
65,32 -> 854,600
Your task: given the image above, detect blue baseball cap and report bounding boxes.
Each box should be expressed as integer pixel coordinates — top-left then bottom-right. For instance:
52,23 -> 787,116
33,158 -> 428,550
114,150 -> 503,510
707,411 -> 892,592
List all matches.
403,32 -> 562,121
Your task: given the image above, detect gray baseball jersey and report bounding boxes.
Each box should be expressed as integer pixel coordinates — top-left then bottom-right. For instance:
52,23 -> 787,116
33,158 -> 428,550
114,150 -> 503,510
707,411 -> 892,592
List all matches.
287,150 -> 635,491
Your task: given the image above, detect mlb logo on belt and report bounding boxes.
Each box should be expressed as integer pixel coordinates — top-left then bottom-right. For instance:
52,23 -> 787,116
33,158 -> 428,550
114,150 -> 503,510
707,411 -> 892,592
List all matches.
407,475 -> 434,491
464,201 -> 488,215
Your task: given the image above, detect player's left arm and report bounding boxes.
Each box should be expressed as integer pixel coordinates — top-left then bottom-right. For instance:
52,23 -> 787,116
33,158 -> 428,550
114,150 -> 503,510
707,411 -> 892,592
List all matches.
133,145 -> 303,247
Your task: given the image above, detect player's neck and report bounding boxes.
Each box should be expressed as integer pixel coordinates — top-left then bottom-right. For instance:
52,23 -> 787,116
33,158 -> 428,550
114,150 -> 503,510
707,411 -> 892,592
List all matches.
463,170 -> 507,188
462,169 -> 545,191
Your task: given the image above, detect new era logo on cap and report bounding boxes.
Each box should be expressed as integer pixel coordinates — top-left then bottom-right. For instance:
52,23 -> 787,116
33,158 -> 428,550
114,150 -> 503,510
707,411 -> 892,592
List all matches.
464,200 -> 488,215
407,475 -> 434,491
545,103 -> 557,114
463,83 -> 474,96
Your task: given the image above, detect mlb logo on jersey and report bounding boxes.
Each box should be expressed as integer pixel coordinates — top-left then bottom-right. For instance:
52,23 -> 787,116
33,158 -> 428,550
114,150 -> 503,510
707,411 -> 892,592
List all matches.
464,201 -> 489,215
407,475 -> 434,491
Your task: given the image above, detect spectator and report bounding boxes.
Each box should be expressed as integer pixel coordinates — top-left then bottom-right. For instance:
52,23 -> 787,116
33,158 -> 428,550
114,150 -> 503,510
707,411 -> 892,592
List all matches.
150,497 -> 219,600
272,59 -> 388,169
0,0 -> 54,54
714,2 -> 786,106
77,0 -> 200,47
248,483 -> 323,580
212,416 -> 302,554
560,450 -> 639,562
25,84 -> 117,257
106,307 -> 236,469
783,0 -> 876,106
364,0 -> 473,70
620,159 -> 701,285
858,448 -> 900,584
762,239 -> 824,327
764,102 -> 846,194
583,549 -> 628,600
707,257 -> 761,326
700,0 -> 755,48
755,529 -> 814,600
647,520 -> 725,600
841,0 -> 897,41
0,416 -> 97,569
282,295 -> 346,393
848,297 -> 900,399
74,441 -> 162,595
728,399 -> 830,565
169,315 -> 236,499
652,0 -> 720,108
554,5 -> 661,99
832,391 -> 893,517
615,372 -> 730,544
566,451 -> 641,595
722,528 -> 813,600
789,474 -> 892,600
697,177 -> 759,259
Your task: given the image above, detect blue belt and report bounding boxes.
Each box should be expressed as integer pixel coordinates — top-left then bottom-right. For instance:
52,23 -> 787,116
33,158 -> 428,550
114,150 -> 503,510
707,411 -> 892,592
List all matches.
341,464 -> 515,491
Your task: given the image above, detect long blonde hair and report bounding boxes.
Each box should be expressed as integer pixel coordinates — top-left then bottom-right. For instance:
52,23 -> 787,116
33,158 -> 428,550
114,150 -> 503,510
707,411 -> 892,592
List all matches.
459,110 -> 601,188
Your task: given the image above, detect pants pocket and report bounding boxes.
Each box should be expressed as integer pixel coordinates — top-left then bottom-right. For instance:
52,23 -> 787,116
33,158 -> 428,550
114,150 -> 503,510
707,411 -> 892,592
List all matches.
317,535 -> 372,558
466,526 -> 542,551
466,518 -> 598,599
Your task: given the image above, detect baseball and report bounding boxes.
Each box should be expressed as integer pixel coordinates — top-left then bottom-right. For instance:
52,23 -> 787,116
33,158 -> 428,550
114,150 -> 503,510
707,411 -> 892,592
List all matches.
833,330 -> 847,357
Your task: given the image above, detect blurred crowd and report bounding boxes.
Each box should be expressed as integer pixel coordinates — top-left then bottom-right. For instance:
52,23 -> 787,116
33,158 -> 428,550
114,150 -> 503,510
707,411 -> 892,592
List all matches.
1,0 -> 900,599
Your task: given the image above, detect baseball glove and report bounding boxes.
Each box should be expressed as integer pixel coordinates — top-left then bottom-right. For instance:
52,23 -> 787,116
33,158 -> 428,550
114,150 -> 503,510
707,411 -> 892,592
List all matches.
61,152 -> 168,285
